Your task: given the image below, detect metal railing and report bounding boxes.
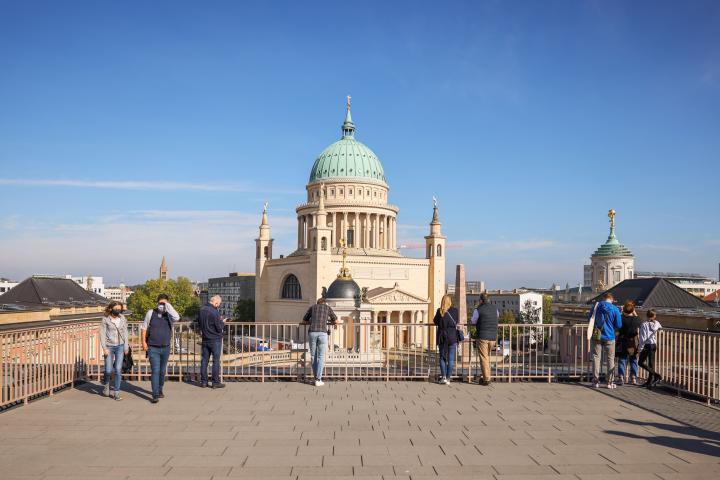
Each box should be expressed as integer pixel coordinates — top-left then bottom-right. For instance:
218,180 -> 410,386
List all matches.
2,321 -> 719,408
1,322 -> 99,408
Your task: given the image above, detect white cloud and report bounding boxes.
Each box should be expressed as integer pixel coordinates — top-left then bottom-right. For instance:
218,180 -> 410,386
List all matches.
0,210 -> 297,284
0,178 -> 302,195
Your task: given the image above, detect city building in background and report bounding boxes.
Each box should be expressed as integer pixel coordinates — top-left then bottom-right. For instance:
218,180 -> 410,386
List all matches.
0,278 -> 18,294
64,275 -> 105,297
446,280 -> 485,295
104,283 -> 132,303
254,100 -> 445,348
207,273 -> 255,319
586,209 -> 635,292
0,276 -> 107,328
159,256 -> 168,281
634,271 -> 720,298
554,278 -> 720,331
484,290 -> 544,323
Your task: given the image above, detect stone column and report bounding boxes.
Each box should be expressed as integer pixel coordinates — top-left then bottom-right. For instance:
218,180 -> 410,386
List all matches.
454,264 -> 467,324
297,217 -> 302,249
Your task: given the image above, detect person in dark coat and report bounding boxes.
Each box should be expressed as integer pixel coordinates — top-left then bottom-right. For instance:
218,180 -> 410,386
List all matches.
433,294 -> 460,385
617,300 -> 641,385
470,293 -> 499,386
198,295 -> 226,389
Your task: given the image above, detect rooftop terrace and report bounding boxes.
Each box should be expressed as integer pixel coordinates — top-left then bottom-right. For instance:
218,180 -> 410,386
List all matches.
2,381 -> 720,479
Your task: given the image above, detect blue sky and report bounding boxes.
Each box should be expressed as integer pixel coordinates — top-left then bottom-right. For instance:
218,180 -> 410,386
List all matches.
1,0 -> 718,287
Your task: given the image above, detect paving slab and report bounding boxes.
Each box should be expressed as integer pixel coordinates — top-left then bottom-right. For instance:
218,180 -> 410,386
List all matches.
0,380 -> 718,478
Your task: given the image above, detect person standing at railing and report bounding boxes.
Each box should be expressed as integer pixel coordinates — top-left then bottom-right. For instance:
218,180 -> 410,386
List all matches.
617,300 -> 641,386
100,301 -> 129,401
639,309 -> 662,389
434,294 -> 460,385
470,293 -> 499,386
589,292 -> 622,389
198,295 -> 226,389
301,298 -> 337,387
141,294 -> 180,404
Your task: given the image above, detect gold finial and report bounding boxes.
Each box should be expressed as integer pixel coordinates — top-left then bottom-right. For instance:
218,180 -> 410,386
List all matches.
338,238 -> 352,279
608,209 -> 616,228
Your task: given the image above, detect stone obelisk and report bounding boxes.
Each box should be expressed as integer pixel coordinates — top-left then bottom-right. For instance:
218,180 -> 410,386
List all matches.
454,264 -> 467,323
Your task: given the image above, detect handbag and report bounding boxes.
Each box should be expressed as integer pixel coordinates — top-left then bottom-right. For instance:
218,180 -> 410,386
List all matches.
586,302 -> 601,342
448,312 -> 465,342
122,346 -> 134,374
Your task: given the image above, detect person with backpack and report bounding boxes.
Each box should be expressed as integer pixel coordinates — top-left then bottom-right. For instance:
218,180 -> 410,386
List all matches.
616,300 -> 641,386
639,309 -> 663,389
141,294 -> 180,403
198,295 -> 226,389
588,292 -> 622,389
433,294 -> 460,385
470,292 -> 499,386
99,301 -> 129,401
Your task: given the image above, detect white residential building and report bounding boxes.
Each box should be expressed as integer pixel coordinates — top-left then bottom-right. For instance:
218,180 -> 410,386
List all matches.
104,284 -> 132,303
0,279 -> 18,294
634,272 -> 720,298
65,275 -> 105,297
483,291 -> 544,324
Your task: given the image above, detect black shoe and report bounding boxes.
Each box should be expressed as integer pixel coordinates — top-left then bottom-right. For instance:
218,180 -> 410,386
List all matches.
480,379 -> 491,386
158,392 -> 165,399
652,374 -> 662,387
212,382 -> 226,389
200,382 -> 208,388
151,397 -> 159,404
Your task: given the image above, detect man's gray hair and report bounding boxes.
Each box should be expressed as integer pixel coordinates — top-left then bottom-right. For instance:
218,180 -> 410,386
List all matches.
210,295 -> 222,303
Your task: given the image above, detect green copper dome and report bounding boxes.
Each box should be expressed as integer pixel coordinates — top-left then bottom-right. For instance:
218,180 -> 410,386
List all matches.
592,226 -> 633,257
308,99 -> 387,185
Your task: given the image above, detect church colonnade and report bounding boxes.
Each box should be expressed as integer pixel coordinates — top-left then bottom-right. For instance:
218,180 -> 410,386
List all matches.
297,211 -> 397,251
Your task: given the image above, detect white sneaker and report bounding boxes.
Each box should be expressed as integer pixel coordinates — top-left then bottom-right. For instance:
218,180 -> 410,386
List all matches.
102,384 -> 110,397
439,377 -> 446,384
593,382 -> 600,388
445,378 -> 451,385
314,379 -> 324,387
607,383 -> 616,389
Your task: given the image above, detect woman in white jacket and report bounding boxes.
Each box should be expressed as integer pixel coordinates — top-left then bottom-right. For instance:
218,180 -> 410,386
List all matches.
100,301 -> 129,400
638,309 -> 662,389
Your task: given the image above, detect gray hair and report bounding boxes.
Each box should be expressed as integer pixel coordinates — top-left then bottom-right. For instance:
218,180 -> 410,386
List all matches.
210,295 -> 222,303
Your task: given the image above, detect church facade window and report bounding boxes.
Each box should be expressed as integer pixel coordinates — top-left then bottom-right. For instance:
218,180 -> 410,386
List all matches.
281,274 -> 302,299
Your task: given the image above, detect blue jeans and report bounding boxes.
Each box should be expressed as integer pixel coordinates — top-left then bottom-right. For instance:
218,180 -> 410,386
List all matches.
148,345 -> 170,397
308,331 -> 328,380
103,344 -> 125,392
439,343 -> 457,379
618,354 -> 639,380
201,340 -> 222,384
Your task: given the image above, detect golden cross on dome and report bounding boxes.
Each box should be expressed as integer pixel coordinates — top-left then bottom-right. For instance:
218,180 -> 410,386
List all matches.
608,209 -> 616,228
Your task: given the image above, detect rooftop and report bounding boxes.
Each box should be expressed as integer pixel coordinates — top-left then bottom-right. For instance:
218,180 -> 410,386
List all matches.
0,276 -> 108,310
589,278 -> 714,310
2,381 -> 719,478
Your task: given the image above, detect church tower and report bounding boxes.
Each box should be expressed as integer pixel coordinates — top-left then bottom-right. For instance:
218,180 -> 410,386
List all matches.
159,256 -> 167,281
425,199 -> 446,328
255,204 -> 273,321
309,185 -> 333,301
590,209 -> 634,292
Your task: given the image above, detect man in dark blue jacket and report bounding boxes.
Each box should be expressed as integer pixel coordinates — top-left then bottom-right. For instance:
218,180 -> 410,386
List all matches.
589,292 -> 622,389
198,295 -> 226,389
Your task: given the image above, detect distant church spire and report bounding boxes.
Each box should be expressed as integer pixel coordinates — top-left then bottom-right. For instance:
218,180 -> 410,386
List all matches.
159,256 -> 167,281
429,196 -> 442,235
341,95 -> 355,138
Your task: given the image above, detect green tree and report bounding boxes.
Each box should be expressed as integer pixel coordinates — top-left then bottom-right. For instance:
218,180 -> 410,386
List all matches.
233,299 -> 255,322
499,309 -> 517,324
126,277 -> 200,321
542,295 -> 553,324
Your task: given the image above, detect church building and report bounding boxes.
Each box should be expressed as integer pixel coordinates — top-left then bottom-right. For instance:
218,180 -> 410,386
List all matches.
254,98 -> 445,348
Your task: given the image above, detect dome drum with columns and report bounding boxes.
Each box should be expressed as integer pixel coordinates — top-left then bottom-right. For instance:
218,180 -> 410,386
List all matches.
254,98 -> 446,351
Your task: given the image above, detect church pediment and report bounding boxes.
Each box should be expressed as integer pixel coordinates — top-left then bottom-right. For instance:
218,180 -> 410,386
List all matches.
365,285 -> 428,305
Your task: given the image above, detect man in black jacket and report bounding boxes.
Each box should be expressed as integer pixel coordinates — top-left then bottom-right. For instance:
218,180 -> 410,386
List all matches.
198,295 -> 226,389
470,293 -> 499,386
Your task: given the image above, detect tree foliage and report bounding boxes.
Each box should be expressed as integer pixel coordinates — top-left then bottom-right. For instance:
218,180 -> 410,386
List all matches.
233,299 -> 255,322
126,277 -> 200,321
542,295 -> 553,324
499,309 -> 517,324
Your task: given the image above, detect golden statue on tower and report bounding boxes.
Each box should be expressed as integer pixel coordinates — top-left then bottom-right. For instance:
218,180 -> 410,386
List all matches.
608,208 -> 616,228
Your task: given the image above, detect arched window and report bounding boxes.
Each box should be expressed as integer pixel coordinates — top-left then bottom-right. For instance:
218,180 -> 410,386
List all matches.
321,237 -> 327,251
281,274 -> 302,299
437,245 -> 442,257
263,246 -> 269,259
427,245 -> 433,258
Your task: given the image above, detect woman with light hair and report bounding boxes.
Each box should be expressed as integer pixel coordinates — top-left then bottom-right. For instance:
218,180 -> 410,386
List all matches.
433,294 -> 460,384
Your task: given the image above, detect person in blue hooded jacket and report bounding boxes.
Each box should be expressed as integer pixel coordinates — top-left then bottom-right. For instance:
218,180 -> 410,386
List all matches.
589,292 -> 622,388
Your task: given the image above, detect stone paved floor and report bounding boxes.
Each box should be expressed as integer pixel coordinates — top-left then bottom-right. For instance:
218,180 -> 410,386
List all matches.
1,380 -> 719,479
